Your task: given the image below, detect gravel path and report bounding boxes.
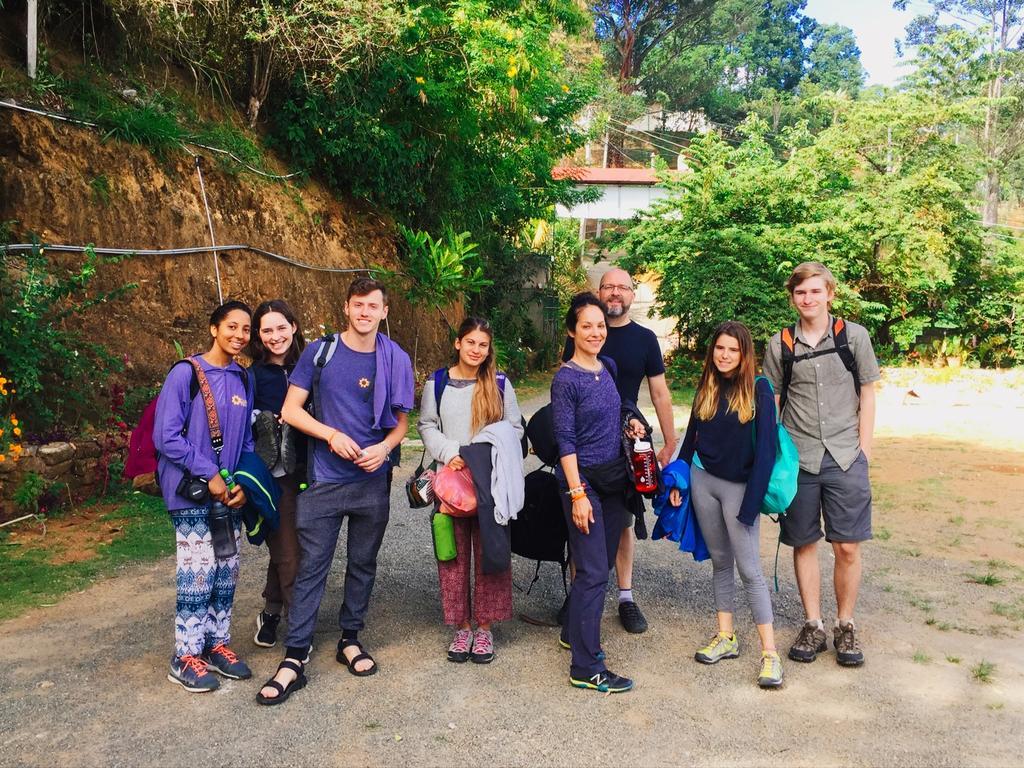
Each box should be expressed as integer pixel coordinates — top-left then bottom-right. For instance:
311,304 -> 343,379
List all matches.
1,391 -> 1021,767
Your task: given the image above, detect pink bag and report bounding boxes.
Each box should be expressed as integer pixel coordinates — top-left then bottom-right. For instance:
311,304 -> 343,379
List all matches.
433,465 -> 477,518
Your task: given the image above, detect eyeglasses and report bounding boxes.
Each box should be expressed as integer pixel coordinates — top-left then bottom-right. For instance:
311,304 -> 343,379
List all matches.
599,284 -> 634,293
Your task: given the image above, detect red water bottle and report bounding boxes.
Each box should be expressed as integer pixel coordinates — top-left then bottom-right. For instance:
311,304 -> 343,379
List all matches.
631,439 -> 657,493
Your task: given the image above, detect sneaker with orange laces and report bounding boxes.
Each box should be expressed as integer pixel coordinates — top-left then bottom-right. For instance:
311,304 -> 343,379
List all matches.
202,643 -> 252,680
168,654 -> 220,692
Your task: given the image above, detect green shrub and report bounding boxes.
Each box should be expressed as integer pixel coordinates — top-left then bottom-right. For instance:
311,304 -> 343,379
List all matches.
0,242 -> 135,429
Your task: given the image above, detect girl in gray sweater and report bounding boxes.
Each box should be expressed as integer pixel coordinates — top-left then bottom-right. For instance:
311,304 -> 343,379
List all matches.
418,317 -> 524,664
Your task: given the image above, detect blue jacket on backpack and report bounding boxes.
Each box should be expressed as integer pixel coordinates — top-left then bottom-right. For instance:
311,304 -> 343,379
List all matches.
233,451 -> 281,546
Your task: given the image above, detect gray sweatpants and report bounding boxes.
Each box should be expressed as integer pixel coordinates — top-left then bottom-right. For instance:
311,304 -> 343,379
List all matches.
690,466 -> 773,626
285,474 -> 391,649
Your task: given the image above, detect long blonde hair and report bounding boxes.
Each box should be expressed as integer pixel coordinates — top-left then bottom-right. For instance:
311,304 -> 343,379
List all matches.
692,321 -> 756,424
456,317 -> 503,434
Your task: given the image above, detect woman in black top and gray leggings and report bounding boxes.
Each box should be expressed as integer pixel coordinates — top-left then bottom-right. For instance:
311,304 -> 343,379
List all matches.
675,321 -> 782,688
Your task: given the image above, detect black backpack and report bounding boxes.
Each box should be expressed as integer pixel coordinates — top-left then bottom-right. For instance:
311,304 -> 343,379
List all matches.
779,317 -> 860,413
510,467 -> 568,594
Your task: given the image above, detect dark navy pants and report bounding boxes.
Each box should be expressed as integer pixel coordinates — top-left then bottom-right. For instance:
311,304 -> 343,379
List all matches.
560,485 -> 627,678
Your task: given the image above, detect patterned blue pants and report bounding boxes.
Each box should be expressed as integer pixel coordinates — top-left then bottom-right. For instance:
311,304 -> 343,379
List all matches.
171,508 -> 241,658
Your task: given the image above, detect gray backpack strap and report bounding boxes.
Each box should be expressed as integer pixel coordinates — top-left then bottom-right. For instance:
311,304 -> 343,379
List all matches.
307,334 -> 338,485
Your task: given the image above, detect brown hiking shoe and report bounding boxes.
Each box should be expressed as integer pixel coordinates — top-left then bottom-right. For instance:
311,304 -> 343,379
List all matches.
787,621 -> 827,663
833,621 -> 864,667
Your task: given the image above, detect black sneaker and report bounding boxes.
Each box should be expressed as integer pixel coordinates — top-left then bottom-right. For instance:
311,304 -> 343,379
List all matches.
569,669 -> 634,693
254,611 -> 281,648
618,600 -> 648,634
788,621 -> 828,663
833,621 -> 865,667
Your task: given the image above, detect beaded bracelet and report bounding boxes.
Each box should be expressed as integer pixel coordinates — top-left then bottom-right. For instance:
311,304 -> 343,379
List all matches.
567,484 -> 586,501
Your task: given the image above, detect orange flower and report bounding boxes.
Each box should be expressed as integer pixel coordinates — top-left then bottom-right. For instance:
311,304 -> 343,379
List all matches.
12,427 -> 21,437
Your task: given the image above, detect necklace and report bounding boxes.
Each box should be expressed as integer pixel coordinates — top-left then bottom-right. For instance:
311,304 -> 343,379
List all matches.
567,359 -> 601,381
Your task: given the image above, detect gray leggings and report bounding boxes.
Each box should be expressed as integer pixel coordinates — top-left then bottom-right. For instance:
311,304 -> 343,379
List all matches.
690,466 -> 774,626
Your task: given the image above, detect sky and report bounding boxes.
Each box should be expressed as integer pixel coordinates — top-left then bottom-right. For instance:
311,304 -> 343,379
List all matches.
803,0 -> 928,86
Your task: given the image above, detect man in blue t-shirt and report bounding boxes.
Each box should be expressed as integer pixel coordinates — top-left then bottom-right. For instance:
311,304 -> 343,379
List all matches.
258,277 -> 414,704
562,267 -> 678,634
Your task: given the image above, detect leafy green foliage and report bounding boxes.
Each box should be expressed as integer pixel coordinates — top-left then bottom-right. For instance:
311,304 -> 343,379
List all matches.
0,244 -> 135,429
271,0 -> 601,237
12,472 -> 49,515
622,93 -> 1024,362
380,225 -> 491,315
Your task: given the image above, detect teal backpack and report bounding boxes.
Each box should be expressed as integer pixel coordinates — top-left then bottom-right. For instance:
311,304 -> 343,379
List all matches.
755,376 -> 800,590
754,376 -> 799,518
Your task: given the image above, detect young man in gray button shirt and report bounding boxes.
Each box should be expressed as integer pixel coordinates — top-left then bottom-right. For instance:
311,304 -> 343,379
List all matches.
763,262 -> 881,667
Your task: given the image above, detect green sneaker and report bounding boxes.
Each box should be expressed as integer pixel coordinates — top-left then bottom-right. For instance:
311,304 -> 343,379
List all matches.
757,651 -> 784,688
694,632 -> 739,664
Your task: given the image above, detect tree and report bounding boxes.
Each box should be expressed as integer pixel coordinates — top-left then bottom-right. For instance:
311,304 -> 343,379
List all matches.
273,0 -> 601,237
804,23 -> 865,92
621,92 -> 1022,363
896,0 -> 1024,223
590,0 -> 735,164
105,0 -> 407,125
592,0 -> 727,93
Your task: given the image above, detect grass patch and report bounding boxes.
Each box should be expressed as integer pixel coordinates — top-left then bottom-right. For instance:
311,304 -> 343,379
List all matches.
0,493 -> 172,621
912,649 -> 930,664
875,527 -> 892,541
967,573 -> 1003,586
971,660 -> 996,683
908,594 -> 934,612
89,174 -> 112,205
946,655 -> 961,664
670,383 -> 696,407
192,122 -> 265,171
991,599 -> 1024,622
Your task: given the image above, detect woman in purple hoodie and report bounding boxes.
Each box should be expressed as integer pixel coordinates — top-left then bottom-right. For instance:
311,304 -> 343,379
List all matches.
154,300 -> 255,693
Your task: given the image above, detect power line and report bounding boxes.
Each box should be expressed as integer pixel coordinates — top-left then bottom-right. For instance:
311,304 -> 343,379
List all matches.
1,242 -> 375,275
606,116 -> 692,153
602,123 -> 685,161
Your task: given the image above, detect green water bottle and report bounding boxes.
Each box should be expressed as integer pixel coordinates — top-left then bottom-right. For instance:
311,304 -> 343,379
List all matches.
220,468 -> 236,489
431,511 -> 457,562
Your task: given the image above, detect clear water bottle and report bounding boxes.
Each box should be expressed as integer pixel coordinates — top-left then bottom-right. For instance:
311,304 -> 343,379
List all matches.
208,499 -> 238,560
630,439 -> 658,494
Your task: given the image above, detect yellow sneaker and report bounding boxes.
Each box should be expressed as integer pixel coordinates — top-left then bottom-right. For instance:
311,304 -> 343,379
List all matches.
758,651 -> 784,688
694,632 -> 739,664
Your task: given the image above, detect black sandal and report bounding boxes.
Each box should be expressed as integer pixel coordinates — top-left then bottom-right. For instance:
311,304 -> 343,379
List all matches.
336,639 -> 378,677
255,659 -> 307,706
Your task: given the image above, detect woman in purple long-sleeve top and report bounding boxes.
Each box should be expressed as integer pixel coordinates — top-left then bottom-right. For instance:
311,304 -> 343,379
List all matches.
551,293 -> 639,694
154,300 -> 255,693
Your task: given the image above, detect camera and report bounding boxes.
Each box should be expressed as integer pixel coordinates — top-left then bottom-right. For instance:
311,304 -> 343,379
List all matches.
176,472 -> 210,504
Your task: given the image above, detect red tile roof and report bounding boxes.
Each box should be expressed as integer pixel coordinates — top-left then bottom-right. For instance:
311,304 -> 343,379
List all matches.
552,166 -> 660,185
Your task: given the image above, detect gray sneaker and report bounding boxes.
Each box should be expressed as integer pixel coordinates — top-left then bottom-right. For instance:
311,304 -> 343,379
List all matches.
788,621 -> 827,663
833,621 -> 864,667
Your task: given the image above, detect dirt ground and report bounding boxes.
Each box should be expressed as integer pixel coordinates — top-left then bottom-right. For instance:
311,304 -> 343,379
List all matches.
0,373 -> 1022,767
